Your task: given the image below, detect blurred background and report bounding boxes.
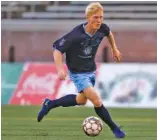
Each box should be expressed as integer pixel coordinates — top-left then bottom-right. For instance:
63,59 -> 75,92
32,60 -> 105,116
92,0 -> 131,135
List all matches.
1,1 -> 157,140
1,1 -> 157,107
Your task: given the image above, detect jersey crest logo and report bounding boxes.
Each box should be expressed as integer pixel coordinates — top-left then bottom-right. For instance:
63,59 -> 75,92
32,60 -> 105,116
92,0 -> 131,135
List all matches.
83,47 -> 92,55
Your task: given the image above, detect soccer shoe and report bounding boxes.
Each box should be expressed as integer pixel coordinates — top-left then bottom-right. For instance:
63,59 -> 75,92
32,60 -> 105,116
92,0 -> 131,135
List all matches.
37,98 -> 51,122
112,126 -> 126,138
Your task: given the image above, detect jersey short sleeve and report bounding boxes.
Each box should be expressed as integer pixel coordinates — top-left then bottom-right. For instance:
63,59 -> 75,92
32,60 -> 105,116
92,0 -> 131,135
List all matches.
53,33 -> 72,54
99,23 -> 110,36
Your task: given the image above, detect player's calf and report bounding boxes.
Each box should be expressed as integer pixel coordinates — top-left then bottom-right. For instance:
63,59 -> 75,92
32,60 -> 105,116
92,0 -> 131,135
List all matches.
94,104 -> 126,138
37,94 -> 79,122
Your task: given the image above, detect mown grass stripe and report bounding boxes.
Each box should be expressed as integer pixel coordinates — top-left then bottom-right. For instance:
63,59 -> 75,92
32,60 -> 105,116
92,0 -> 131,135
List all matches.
2,117 -> 157,122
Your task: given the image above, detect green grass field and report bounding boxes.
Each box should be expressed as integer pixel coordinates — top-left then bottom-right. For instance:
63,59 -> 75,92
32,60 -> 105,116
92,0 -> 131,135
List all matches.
2,105 -> 157,140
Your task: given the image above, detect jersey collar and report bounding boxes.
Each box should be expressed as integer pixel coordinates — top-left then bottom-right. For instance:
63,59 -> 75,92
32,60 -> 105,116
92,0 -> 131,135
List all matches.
83,23 -> 97,38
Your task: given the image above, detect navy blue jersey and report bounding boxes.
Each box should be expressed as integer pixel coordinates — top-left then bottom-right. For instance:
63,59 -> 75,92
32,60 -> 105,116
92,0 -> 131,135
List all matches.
53,23 -> 110,73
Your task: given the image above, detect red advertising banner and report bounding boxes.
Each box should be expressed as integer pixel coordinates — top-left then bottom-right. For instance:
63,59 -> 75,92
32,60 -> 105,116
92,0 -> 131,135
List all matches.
8,63 -> 102,105
9,63 -> 64,105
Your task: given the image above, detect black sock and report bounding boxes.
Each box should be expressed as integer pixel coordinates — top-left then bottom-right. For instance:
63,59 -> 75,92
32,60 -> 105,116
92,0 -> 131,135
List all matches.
94,105 -> 117,130
48,94 -> 78,109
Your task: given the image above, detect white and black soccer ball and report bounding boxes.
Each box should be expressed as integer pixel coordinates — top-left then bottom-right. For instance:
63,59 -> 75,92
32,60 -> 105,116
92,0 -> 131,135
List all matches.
82,116 -> 103,137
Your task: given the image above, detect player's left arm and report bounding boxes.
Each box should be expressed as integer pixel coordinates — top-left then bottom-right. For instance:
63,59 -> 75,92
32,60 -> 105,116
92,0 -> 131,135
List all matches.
107,31 -> 122,62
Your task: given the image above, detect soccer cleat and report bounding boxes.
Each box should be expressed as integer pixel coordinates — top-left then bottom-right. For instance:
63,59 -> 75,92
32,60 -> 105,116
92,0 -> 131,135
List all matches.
37,98 -> 51,122
112,126 -> 126,138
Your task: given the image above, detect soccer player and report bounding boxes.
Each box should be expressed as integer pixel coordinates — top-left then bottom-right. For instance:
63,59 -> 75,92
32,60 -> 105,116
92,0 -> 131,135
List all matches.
37,2 -> 125,138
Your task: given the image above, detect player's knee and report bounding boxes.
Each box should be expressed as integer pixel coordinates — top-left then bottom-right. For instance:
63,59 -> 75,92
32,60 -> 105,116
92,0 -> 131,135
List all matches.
76,95 -> 87,105
77,98 -> 87,105
76,93 -> 88,105
92,99 -> 102,107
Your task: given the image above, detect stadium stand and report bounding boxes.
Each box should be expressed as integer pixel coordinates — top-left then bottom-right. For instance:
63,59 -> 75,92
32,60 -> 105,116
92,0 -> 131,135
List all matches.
1,1 -> 157,20
2,1 -> 157,62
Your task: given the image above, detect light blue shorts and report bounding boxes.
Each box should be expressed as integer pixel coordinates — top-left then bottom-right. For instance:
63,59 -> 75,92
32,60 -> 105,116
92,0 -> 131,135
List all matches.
69,71 -> 96,93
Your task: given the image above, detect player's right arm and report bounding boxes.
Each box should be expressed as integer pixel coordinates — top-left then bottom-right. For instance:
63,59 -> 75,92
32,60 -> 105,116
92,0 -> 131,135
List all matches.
53,49 -> 66,80
53,35 -> 71,80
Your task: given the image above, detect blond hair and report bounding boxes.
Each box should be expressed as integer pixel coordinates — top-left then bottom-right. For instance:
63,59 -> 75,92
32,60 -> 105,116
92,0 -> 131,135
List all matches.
85,2 -> 104,18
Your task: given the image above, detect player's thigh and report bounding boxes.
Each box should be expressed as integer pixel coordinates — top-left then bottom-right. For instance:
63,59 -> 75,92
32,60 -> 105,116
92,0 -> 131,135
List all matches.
83,86 -> 102,107
76,93 -> 87,105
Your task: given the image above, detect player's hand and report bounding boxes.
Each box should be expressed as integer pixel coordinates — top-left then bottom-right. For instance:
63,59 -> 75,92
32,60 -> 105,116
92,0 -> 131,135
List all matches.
58,69 -> 67,80
112,49 -> 122,62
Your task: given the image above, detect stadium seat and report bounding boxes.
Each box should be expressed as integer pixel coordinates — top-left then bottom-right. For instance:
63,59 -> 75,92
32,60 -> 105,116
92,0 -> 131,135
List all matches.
1,1 -> 157,21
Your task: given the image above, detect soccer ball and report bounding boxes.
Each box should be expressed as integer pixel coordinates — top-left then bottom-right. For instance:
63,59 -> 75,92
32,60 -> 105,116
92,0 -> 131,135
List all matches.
82,116 -> 103,137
